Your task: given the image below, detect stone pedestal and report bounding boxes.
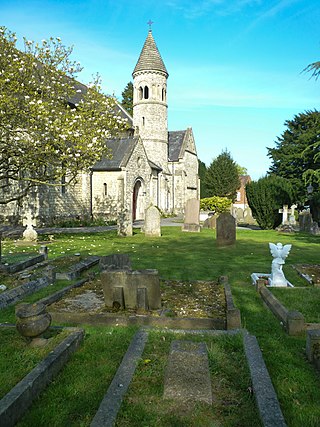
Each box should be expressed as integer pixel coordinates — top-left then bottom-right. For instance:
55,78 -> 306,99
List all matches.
15,302 -> 51,341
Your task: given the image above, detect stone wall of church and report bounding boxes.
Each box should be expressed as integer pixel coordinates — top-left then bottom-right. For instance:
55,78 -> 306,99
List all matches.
92,170 -> 124,220
169,151 -> 199,214
0,174 -> 91,226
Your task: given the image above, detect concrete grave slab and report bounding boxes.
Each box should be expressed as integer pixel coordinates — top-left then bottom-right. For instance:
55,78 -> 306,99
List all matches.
163,340 -> 213,405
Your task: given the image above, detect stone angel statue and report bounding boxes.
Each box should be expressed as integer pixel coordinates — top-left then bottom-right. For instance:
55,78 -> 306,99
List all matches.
269,242 -> 292,286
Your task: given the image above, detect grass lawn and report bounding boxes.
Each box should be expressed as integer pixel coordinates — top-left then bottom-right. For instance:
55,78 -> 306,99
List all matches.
1,226 -> 320,426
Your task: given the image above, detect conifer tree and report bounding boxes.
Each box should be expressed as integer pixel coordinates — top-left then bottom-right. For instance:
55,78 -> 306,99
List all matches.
204,150 -> 240,201
121,81 -> 133,116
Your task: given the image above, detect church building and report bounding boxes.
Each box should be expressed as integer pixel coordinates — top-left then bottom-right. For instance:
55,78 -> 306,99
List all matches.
1,30 -> 199,225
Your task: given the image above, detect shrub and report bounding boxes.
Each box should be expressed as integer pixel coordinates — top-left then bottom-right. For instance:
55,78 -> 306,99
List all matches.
246,175 -> 294,229
200,196 -> 231,213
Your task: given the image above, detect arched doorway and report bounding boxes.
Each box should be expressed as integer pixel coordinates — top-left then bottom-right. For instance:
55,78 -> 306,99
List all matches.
132,179 -> 145,221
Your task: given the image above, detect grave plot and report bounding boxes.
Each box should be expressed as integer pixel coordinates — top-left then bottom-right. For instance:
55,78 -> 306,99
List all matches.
114,331 -> 262,427
292,264 -> 320,286
47,276 -> 227,329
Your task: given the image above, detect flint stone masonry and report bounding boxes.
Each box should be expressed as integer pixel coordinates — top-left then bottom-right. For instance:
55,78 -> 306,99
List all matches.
216,213 -> 236,246
244,333 -> 287,427
0,277 -> 50,309
163,340 -> 213,404
0,328 -> 84,427
55,256 -> 100,280
182,198 -> 200,232
144,205 -> 161,237
101,269 -> 161,310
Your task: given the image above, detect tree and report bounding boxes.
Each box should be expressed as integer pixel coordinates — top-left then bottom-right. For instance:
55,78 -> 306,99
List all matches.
121,81 -> 133,116
267,110 -> 320,207
0,27 -> 128,204
304,60 -> 320,80
236,164 -> 248,176
198,159 -> 210,198
246,175 -> 294,229
204,150 -> 240,202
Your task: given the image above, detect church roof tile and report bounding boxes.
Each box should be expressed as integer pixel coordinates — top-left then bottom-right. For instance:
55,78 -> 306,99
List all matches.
168,130 -> 186,161
133,30 -> 168,76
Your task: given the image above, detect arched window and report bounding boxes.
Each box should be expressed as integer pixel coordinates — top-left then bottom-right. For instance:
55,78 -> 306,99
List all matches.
144,86 -> 149,99
142,117 -> 145,126
162,88 -> 166,101
103,183 -> 108,196
138,87 -> 143,100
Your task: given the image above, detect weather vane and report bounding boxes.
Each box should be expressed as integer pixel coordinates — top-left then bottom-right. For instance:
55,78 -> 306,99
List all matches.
147,20 -> 154,30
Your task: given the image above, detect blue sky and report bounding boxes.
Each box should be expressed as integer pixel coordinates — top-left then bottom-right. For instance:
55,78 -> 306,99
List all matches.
2,0 -> 320,179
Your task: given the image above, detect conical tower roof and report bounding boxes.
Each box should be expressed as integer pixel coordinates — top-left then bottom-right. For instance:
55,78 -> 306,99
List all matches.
133,30 -> 168,76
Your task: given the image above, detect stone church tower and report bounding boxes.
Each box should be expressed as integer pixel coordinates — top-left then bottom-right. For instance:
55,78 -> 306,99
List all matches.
132,30 -> 169,171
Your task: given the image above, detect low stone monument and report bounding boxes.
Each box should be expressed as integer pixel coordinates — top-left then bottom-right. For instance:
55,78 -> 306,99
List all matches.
216,212 -> 236,246
202,214 -> 218,229
144,205 -> 161,237
182,198 -> 200,232
299,211 -> 313,232
100,267 -> 161,311
269,242 -> 292,286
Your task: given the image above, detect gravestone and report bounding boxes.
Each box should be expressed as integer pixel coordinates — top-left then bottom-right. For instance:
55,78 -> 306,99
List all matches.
235,207 -> 244,223
144,205 -> 161,237
244,207 -> 255,225
117,209 -> 132,237
99,254 -> 131,271
101,268 -> 161,310
299,211 -> 313,232
289,204 -> 297,225
22,211 -> 38,242
163,340 -> 213,404
203,214 -> 218,229
182,198 -> 200,232
279,205 -> 289,225
216,212 -> 236,246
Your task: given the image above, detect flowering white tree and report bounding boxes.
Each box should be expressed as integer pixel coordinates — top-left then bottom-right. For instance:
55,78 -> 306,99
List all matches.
0,27 -> 128,204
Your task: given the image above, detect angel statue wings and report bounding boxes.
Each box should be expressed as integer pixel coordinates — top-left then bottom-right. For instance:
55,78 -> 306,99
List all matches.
269,242 -> 292,286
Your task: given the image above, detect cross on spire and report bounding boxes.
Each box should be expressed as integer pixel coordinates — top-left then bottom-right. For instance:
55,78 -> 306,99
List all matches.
147,20 -> 154,30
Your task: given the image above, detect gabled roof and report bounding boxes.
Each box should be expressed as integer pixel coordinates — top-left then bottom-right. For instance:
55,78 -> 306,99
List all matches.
68,81 -> 133,127
92,137 -> 138,171
133,30 -> 168,77
168,128 -> 197,162
168,130 -> 186,161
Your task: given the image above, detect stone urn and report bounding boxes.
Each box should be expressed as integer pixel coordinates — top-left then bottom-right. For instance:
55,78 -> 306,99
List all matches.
15,302 -> 51,340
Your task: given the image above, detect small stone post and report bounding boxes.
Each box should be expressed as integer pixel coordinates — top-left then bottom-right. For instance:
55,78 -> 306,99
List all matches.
306,329 -> 320,370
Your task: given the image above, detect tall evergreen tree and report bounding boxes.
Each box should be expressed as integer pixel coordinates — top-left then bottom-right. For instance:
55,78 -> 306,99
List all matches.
198,159 -> 210,198
204,150 -> 240,201
121,81 -> 133,116
246,175 -> 294,229
267,110 -> 320,206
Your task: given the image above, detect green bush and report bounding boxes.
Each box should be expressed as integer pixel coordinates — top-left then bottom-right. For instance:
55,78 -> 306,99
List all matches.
200,196 -> 231,213
246,175 -> 294,229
